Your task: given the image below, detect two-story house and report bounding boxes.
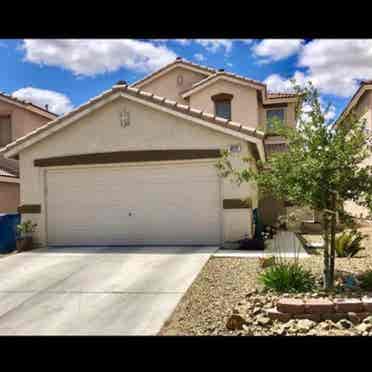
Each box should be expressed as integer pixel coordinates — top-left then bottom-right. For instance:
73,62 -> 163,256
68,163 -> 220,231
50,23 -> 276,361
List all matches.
0,92 -> 57,213
336,80 -> 372,220
0,58 -> 298,248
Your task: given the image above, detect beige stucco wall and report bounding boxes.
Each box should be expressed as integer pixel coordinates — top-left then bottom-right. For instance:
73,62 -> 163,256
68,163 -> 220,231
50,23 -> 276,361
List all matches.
258,102 -> 296,132
343,91 -> 372,219
0,100 -> 51,141
139,67 -> 208,104
0,181 -> 19,213
18,96 -> 258,246
188,80 -> 259,129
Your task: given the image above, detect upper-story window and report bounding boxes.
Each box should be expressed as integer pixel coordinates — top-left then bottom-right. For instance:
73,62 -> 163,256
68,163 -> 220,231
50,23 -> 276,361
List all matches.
212,93 -> 233,121
266,108 -> 285,131
0,116 -> 11,147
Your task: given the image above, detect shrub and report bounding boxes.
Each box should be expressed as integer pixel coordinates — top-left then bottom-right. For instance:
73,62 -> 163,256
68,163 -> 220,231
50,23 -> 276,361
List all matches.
359,271 -> 372,291
335,230 -> 366,258
259,262 -> 316,293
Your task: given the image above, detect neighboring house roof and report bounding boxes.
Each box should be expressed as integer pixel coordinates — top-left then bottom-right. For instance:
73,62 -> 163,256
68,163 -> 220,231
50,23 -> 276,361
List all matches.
131,57 -> 298,104
0,91 -> 58,120
1,83 -> 266,162
336,80 -> 372,125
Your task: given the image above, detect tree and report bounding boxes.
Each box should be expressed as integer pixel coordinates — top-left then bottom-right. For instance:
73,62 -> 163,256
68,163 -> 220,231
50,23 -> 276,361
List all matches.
216,82 -> 372,290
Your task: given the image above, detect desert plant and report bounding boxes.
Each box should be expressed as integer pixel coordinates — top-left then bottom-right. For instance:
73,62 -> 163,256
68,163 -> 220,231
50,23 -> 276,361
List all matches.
335,230 -> 365,257
16,220 -> 37,237
259,262 -> 316,293
359,271 -> 372,291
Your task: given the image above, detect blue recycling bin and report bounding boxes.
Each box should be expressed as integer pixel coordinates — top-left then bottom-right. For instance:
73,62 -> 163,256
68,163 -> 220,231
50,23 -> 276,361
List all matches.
0,213 -> 20,253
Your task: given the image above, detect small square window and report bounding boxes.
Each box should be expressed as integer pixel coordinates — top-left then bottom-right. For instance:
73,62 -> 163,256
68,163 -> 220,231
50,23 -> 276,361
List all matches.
266,109 -> 285,131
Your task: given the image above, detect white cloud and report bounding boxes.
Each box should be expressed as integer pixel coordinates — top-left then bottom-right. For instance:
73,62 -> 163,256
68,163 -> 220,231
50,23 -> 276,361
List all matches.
195,39 -> 233,54
264,71 -> 309,92
297,39 -> 372,97
252,39 -> 304,62
12,87 -> 73,115
21,39 -> 177,76
174,39 -> 191,45
194,53 -> 205,62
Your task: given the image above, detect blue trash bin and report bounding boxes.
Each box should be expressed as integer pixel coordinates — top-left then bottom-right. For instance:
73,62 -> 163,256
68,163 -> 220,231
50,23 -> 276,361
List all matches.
0,213 -> 20,253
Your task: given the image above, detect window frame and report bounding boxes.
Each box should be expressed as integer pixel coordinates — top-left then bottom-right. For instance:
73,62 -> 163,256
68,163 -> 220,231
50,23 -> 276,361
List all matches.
212,93 -> 233,121
265,107 -> 286,132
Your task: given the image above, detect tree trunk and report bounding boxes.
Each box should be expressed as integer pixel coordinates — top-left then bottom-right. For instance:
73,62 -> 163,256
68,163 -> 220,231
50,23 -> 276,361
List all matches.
323,213 -> 330,290
329,193 -> 337,288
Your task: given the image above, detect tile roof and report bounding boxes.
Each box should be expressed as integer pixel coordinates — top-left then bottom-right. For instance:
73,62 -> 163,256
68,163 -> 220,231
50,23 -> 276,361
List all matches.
0,91 -> 58,118
1,83 -> 265,158
267,92 -> 298,99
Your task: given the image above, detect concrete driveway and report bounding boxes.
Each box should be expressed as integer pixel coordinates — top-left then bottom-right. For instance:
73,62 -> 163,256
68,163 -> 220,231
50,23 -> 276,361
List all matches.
0,246 -> 216,335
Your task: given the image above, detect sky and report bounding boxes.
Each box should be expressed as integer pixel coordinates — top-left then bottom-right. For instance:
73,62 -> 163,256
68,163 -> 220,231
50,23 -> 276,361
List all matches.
1,39 -> 371,120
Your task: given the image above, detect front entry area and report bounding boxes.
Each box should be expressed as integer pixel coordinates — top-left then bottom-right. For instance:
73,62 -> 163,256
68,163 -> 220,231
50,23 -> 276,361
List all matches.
46,161 -> 222,246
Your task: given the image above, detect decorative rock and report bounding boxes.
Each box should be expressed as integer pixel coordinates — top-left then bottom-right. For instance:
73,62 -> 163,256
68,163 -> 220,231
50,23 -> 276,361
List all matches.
356,323 -> 372,333
363,315 -> 372,324
296,313 -> 322,322
347,312 -> 361,324
226,314 -> 246,330
266,308 -> 291,322
362,297 -> 372,312
297,319 -> 316,332
257,315 -> 272,327
305,298 -> 334,313
277,298 -> 305,314
320,312 -> 345,322
334,298 -> 364,313
336,319 -> 353,330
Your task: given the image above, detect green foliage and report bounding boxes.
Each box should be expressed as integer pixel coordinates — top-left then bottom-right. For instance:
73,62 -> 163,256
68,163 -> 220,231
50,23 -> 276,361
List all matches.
359,271 -> 372,291
216,80 -> 372,289
335,230 -> 366,257
17,220 -> 37,237
259,262 -> 316,293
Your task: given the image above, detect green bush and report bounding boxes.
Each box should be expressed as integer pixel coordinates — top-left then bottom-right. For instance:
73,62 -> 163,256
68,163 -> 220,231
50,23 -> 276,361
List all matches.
259,262 -> 316,293
335,230 -> 365,258
359,271 -> 372,291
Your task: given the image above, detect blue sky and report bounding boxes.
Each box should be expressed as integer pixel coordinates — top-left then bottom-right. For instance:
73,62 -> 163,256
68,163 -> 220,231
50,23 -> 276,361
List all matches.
1,39 -> 368,119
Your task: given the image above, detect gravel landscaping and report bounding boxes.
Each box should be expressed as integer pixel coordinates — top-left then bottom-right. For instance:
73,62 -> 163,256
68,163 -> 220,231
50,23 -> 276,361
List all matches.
159,226 -> 372,336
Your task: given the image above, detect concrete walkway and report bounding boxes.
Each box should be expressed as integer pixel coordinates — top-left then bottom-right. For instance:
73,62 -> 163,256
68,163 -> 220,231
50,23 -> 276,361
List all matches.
0,246 -> 216,335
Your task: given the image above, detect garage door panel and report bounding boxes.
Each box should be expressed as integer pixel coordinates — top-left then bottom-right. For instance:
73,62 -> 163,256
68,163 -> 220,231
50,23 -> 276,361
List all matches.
46,162 -> 221,246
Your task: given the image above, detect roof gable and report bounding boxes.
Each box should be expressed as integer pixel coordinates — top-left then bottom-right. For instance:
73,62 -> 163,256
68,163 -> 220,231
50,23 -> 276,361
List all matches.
131,58 -> 215,89
1,84 -> 266,162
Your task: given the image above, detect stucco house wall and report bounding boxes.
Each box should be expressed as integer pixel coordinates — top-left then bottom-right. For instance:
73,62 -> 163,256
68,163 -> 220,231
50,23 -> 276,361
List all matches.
0,181 -> 20,213
188,80 -> 259,129
138,67 -> 207,104
18,96 -> 258,246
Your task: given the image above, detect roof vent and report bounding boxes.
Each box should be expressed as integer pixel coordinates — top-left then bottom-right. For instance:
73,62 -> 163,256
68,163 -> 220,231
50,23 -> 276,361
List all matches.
176,56 -> 182,60
45,104 -> 49,110
115,80 -> 127,85
218,68 -> 225,72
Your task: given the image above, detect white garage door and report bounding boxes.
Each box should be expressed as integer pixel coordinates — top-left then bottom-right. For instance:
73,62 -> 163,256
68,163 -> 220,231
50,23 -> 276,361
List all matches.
46,161 -> 221,246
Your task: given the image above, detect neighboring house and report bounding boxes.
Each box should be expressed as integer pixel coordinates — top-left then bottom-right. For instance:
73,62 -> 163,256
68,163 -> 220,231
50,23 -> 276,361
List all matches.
336,80 -> 372,219
0,93 -> 57,213
0,58 -> 297,247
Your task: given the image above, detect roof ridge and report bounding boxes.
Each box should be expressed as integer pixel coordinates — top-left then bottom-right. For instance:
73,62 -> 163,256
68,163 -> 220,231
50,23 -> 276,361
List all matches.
1,83 -> 265,157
